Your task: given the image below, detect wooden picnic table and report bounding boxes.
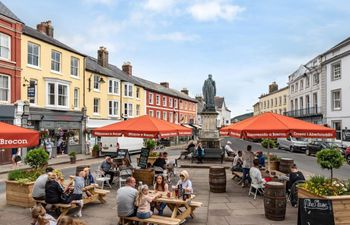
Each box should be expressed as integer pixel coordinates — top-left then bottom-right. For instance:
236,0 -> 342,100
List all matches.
149,191 -> 202,221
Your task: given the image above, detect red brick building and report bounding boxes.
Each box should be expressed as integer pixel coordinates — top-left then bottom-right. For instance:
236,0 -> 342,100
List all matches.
0,2 -> 22,106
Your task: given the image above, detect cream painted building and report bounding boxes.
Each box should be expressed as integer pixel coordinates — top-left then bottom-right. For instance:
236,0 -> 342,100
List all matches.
20,21 -> 86,155
256,82 -> 289,115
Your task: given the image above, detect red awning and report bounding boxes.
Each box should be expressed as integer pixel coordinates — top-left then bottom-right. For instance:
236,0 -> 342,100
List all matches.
220,112 -> 336,139
92,115 -> 192,138
0,122 -> 40,148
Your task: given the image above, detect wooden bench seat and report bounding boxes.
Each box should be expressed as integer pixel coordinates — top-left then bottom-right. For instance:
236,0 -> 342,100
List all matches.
191,148 -> 224,163
120,215 -> 181,225
189,201 -> 203,208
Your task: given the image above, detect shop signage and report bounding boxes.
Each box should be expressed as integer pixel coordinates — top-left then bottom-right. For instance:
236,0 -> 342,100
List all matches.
342,129 -> 350,142
298,198 -> 334,225
138,148 -> 150,169
27,87 -> 35,97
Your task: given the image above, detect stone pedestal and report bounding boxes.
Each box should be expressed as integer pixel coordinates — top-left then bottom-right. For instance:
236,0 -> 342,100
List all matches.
199,111 -> 221,150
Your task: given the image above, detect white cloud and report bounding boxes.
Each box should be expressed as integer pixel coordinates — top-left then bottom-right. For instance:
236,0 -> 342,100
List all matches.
147,32 -> 199,41
188,1 -> 245,22
144,0 -> 177,12
81,0 -> 115,5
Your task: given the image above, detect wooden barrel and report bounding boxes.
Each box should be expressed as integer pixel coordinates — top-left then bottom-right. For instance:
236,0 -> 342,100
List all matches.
209,166 -> 226,193
279,158 -> 294,173
264,181 -> 286,221
76,165 -> 89,176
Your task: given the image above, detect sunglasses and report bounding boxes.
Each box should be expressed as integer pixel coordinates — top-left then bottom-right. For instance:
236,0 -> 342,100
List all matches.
180,175 -> 185,177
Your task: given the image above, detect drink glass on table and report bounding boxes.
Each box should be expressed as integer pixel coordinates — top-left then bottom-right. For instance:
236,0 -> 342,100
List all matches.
167,191 -> 171,198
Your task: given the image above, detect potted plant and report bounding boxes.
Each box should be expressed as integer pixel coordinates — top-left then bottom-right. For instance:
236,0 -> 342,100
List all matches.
145,139 -> 156,150
92,144 -> 100,158
6,148 -> 48,207
68,151 -> 77,164
298,148 -> 349,223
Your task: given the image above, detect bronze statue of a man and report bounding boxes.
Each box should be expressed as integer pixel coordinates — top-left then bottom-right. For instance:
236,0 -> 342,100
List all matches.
202,74 -> 216,111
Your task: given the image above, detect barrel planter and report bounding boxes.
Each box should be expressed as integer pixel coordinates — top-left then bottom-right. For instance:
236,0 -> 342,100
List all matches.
209,166 -> 226,193
6,180 -> 35,208
264,181 -> 286,221
279,158 -> 294,174
268,160 -> 280,171
133,169 -> 155,186
298,187 -> 350,225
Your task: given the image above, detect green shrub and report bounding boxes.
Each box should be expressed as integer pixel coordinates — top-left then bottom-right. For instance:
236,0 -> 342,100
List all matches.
24,148 -> 49,169
92,144 -> 100,152
316,148 -> 345,180
145,139 -> 156,150
269,154 -> 280,161
8,169 -> 42,183
68,151 -> 76,157
302,175 -> 349,196
261,139 -> 277,148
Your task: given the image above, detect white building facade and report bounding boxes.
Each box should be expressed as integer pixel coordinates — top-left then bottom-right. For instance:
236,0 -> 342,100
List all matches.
215,96 -> 231,127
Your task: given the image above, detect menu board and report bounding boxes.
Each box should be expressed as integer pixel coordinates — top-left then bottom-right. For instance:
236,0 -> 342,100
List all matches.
298,198 -> 334,225
138,148 -> 150,169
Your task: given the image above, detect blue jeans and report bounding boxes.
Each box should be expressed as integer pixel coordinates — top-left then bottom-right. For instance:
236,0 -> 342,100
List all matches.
158,202 -> 166,215
242,168 -> 251,184
137,211 -> 152,219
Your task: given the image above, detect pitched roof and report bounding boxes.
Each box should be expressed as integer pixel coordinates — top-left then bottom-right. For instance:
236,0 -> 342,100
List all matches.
215,96 -> 231,112
0,1 -> 22,23
231,112 -> 253,123
23,26 -> 85,56
134,76 -> 197,103
86,56 -> 142,85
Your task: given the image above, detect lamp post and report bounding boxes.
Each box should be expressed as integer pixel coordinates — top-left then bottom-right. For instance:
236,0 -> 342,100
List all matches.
21,101 -> 30,128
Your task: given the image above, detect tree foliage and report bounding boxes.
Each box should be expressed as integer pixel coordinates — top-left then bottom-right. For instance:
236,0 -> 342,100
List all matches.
24,148 -> 49,169
316,148 -> 345,180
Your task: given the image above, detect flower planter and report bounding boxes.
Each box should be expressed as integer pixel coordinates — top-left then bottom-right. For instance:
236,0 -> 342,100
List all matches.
298,187 -> 350,225
6,180 -> 35,208
92,151 -> 99,158
268,160 -> 280,171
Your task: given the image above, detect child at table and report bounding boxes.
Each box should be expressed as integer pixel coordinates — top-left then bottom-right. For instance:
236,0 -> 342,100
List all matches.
135,184 -> 162,219
66,171 -> 86,218
153,175 -> 169,215
176,170 -> 193,194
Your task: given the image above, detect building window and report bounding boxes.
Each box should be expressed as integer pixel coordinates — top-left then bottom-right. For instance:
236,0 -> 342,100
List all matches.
124,83 -> 133,97
58,84 -> 68,106
174,99 -> 178,109
299,96 -> 303,109
136,104 -> 140,116
51,50 -> 61,72
332,121 -> 342,140
331,89 -> 341,111
93,98 -> 100,114
313,74 -> 319,85
149,93 -> 154,104
93,75 -> 101,90
47,82 -> 69,108
149,110 -> 154,117
156,111 -> 161,119
295,83 -> 298,92
162,96 -> 167,106
0,74 -> 10,102
163,112 -> 167,121
305,76 -> 310,88
300,80 -> 303,90
313,92 -> 318,107
274,98 -> 277,107
48,83 -> 55,105
169,112 -> 173,123
136,88 -> 140,98
305,95 -> 310,108
124,103 -> 133,117
295,98 -> 298,110
108,79 -> 119,94
28,42 -> 40,66
108,100 -> 119,116
156,95 -> 160,105
28,80 -> 37,104
0,33 -> 10,60
290,100 -> 294,111
332,62 -> 341,81
291,85 -> 294,93
270,99 -> 273,108
70,57 -> 79,76
169,98 -> 173,108
283,95 -> 287,105
264,101 -> 266,109
73,88 -> 79,109
279,96 -> 282,106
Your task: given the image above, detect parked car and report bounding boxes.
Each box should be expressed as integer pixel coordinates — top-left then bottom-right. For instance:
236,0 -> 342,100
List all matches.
305,141 -> 343,156
325,141 -> 347,155
345,147 -> 350,165
277,137 -> 308,153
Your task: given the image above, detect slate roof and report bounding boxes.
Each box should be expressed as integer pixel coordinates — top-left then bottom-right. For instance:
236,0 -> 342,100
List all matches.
215,96 -> 231,112
23,26 -> 85,56
0,1 -> 22,23
134,76 -> 197,103
231,112 -> 253,123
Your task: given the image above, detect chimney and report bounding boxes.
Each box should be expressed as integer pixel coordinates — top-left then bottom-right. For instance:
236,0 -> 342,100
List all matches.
160,82 -> 169,88
122,62 -> 132,76
36,21 -> 54,37
181,88 -> 189,95
269,81 -> 278,93
195,96 -> 203,102
97,47 -> 109,67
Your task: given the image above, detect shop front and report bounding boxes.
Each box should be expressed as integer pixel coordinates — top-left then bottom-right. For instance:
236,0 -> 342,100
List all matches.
28,107 -> 85,157
0,105 -> 16,165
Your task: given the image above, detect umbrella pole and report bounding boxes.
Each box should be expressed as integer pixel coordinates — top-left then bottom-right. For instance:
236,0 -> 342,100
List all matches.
267,141 -> 271,173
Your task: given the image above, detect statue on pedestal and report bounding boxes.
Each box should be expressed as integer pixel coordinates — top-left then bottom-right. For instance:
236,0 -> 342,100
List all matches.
202,74 -> 216,111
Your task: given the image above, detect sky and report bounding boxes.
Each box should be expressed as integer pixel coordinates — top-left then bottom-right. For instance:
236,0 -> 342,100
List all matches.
4,0 -> 350,117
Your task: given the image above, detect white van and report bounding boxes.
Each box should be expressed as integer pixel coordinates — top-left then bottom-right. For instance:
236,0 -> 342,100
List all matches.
99,137 -> 144,155
277,137 -> 308,153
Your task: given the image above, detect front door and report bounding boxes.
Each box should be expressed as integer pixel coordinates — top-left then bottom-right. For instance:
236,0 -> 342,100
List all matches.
0,149 -> 12,165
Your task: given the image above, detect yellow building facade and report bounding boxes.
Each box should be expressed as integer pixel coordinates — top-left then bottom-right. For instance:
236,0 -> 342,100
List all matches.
256,82 -> 289,115
20,22 -> 86,154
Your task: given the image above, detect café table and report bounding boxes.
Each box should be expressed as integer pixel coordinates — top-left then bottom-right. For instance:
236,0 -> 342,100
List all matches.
149,191 -> 198,221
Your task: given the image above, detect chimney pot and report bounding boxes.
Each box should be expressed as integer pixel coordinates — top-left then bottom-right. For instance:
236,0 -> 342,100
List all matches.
160,82 -> 169,88
97,46 -> 109,67
181,88 -> 189,95
122,62 -> 132,76
36,20 -> 54,37
268,81 -> 278,93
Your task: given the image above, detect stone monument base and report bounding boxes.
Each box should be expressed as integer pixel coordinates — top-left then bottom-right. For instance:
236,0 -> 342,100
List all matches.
199,110 -> 221,151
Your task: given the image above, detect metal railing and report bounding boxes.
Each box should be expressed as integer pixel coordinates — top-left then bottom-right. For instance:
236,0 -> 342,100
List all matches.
284,107 -> 322,118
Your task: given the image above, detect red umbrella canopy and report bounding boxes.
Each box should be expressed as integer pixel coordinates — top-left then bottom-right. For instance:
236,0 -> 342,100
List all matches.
0,122 -> 40,148
220,112 -> 336,139
92,115 -> 192,138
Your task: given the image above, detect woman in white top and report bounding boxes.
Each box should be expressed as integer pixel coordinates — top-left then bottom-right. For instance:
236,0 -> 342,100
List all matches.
176,170 -> 193,194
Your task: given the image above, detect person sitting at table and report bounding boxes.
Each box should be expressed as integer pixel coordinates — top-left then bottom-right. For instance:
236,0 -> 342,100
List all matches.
287,164 -> 305,195
231,151 -> 243,172
32,167 -> 54,201
153,152 -> 167,174
117,177 -> 138,218
119,158 -> 133,179
152,175 -> 169,215
57,216 -> 87,225
135,184 -> 162,219
100,156 -> 116,185
65,171 -> 86,217
249,159 -> 265,188
83,167 -> 95,186
176,170 -> 193,194
31,205 -> 57,225
256,151 -> 265,168
225,141 -> 236,157
45,173 -> 72,204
